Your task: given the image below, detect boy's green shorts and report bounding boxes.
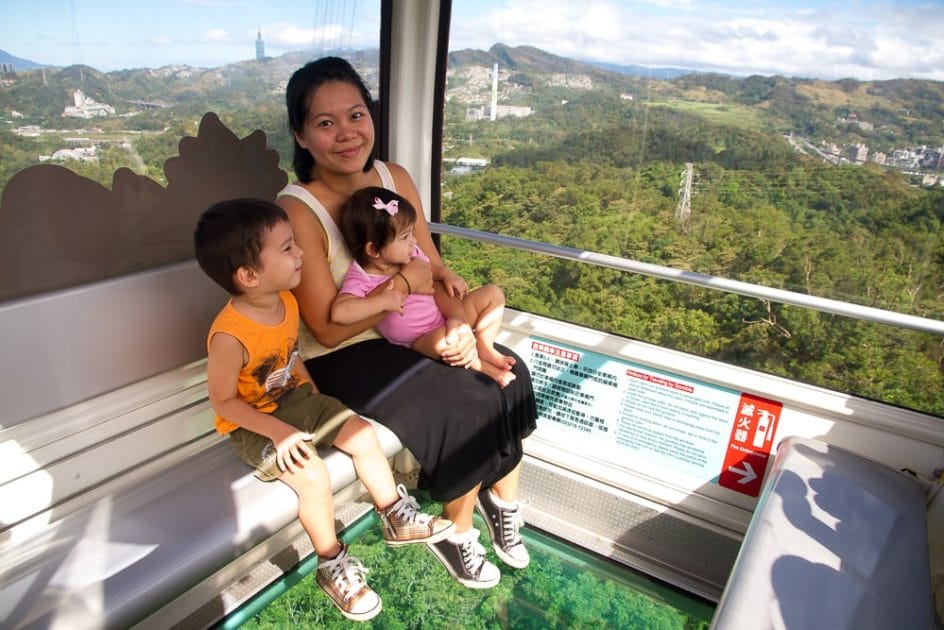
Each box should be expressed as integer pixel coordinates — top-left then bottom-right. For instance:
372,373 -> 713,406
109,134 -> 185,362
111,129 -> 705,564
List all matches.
228,384 -> 354,482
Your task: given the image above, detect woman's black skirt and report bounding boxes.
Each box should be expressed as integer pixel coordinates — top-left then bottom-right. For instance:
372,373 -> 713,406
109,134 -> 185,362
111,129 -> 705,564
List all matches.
305,339 -> 537,502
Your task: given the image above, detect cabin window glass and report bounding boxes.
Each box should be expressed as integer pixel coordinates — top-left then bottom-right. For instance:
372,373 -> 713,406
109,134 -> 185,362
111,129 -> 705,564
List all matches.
441,0 -> 943,417
0,2 -> 381,302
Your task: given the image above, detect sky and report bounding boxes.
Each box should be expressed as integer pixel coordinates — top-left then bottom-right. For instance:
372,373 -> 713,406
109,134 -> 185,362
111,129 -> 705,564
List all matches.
1,0 -> 942,81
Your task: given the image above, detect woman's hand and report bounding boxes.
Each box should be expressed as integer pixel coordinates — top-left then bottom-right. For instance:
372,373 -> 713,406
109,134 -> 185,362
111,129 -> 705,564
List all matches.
400,257 -> 435,295
441,318 -> 478,367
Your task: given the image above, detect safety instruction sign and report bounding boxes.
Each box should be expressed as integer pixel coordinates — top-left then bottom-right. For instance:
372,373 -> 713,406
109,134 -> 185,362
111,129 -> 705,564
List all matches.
528,337 -> 782,497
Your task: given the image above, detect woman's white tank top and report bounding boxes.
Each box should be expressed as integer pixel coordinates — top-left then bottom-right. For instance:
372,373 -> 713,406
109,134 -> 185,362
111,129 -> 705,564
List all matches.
277,161 -> 397,359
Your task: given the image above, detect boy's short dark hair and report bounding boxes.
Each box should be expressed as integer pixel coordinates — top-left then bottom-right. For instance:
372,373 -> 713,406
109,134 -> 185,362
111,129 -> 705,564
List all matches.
194,198 -> 288,295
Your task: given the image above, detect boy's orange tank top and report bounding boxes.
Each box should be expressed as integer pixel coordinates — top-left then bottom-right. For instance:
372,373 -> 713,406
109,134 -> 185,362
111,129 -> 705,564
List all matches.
207,290 -> 305,434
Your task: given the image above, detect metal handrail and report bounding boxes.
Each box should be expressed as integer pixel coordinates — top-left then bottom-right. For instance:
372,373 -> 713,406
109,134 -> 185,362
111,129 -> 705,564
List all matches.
431,222 -> 944,337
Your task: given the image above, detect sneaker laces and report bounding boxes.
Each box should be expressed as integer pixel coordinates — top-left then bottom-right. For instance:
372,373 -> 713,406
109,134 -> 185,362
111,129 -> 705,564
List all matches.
499,504 -> 524,549
387,483 -> 433,526
320,548 -> 370,602
459,530 -> 488,574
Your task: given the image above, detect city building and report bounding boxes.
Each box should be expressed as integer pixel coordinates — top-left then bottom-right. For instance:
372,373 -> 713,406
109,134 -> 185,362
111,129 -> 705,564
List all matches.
847,143 -> 868,164
62,90 -> 115,118
465,104 -> 533,121
39,146 -> 98,162
450,157 -> 489,174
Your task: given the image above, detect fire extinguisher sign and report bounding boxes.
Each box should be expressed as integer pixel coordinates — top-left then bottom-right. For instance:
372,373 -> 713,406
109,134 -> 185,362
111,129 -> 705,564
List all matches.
719,393 -> 783,496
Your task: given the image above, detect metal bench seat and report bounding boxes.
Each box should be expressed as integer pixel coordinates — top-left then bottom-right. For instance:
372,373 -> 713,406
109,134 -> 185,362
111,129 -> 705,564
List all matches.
1,424 -> 401,629
711,436 -> 934,630
0,261 -> 403,629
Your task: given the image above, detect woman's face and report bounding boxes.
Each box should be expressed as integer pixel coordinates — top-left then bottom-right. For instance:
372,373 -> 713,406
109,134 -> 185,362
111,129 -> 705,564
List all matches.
295,79 -> 374,176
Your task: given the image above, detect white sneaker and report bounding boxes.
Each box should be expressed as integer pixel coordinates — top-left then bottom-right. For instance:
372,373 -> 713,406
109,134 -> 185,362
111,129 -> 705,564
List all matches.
315,544 -> 382,621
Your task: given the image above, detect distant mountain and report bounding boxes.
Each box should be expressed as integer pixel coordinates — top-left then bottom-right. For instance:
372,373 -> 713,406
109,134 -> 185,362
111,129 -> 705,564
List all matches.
587,61 -> 694,80
0,49 -> 46,71
0,48 -> 380,126
450,44 -> 613,78
448,44 -> 689,81
2,41 -> 940,147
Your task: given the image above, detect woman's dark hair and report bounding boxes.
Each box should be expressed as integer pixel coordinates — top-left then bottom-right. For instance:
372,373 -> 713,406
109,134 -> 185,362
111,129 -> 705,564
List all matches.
340,186 -> 417,267
286,56 -> 375,183
193,198 -> 288,295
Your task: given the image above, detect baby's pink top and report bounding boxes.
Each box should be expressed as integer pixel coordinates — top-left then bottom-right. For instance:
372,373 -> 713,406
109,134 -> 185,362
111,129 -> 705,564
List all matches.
339,247 -> 446,347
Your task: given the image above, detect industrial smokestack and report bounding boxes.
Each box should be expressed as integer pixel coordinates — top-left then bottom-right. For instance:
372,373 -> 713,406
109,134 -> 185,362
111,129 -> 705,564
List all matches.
490,63 -> 498,122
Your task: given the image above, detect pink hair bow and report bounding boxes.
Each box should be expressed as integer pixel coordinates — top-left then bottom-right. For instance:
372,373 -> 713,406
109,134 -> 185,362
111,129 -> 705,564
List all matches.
372,197 -> 399,216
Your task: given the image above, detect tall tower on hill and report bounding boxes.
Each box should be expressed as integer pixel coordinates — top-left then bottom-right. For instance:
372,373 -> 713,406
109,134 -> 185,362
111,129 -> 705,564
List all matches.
256,30 -> 265,60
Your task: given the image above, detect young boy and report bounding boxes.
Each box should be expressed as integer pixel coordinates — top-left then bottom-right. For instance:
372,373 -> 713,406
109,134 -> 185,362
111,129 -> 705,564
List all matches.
194,198 -> 454,622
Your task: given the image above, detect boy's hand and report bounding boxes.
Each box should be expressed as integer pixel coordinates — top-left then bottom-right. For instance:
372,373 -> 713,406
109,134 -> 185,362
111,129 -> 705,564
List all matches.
440,268 -> 469,299
380,279 -> 405,314
272,425 -> 316,473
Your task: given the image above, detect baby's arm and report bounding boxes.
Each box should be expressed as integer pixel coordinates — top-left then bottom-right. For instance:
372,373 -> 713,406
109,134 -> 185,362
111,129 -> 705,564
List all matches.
432,263 -> 469,299
330,280 -> 404,325
207,332 -> 315,473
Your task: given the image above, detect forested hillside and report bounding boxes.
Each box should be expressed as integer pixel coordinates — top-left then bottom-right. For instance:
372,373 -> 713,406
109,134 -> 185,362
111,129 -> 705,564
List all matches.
441,84 -> 944,415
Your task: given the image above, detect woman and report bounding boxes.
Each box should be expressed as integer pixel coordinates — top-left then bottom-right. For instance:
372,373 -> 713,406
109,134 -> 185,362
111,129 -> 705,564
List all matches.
277,56 -> 537,589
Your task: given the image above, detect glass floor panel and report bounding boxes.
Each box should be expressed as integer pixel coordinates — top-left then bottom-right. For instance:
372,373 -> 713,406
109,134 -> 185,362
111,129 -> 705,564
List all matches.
223,494 -> 715,629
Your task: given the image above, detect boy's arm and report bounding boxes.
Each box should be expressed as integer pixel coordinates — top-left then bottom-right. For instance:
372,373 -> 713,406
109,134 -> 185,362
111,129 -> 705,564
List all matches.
294,358 -> 318,393
207,332 -> 315,473
330,281 -> 404,325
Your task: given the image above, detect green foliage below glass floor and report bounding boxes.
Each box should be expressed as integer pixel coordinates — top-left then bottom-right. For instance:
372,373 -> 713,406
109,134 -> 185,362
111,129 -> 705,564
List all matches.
235,494 -> 714,629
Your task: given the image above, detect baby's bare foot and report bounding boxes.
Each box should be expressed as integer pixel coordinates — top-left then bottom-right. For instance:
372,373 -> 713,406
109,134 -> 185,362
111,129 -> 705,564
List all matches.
479,361 -> 517,388
478,345 -> 517,371
493,370 -> 516,388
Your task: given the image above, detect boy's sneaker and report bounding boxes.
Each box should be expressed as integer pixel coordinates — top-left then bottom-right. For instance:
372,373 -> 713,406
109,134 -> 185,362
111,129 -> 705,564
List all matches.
475,488 -> 530,569
377,483 -> 455,546
427,529 -> 501,589
315,544 -> 382,622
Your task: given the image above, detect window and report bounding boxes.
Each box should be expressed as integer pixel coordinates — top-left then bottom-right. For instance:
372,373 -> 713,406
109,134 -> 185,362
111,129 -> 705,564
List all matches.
441,0 -> 944,416
0,1 -> 381,300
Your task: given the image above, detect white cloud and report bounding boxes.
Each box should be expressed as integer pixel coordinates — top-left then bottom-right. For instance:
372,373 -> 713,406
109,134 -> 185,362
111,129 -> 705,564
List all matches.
450,0 -> 944,81
265,23 -> 318,47
204,29 -> 231,43
259,19 -> 376,53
